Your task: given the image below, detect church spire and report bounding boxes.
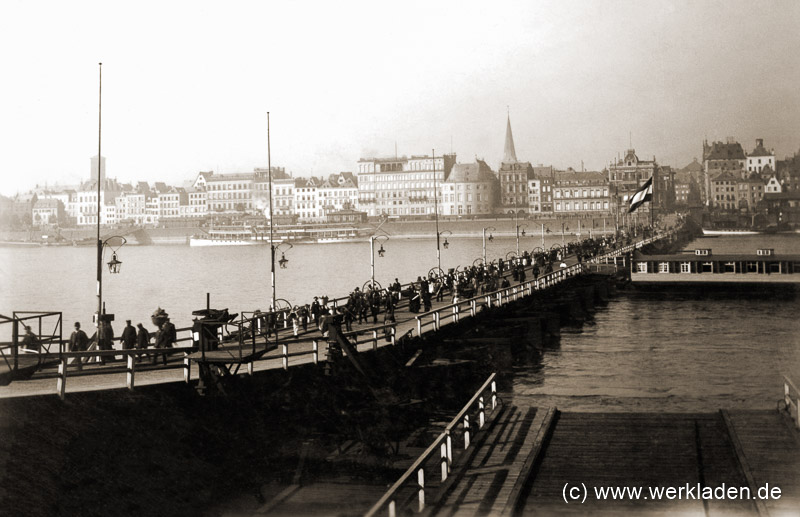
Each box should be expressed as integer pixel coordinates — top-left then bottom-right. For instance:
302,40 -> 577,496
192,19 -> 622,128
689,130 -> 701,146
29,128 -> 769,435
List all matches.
503,113 -> 518,163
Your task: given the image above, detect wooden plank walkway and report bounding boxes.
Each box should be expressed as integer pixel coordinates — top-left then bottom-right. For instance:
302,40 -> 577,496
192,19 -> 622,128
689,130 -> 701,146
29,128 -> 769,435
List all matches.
428,410 -> 800,517
434,406 -> 555,517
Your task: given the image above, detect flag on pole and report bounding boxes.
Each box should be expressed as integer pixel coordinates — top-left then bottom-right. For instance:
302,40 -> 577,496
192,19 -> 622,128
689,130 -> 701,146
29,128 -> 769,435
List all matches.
628,177 -> 653,213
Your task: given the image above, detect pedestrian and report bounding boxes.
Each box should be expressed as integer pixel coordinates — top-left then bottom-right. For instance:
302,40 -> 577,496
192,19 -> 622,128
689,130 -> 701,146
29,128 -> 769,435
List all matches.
120,319 -> 137,354
21,325 -> 40,352
310,297 -> 320,323
153,318 -> 175,365
136,323 -> 150,363
98,320 -> 115,364
69,322 -> 89,370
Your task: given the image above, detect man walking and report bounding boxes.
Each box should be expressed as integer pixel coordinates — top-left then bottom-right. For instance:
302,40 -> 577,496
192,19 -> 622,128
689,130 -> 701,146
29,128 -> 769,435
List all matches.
136,323 -> 150,362
120,320 -> 137,356
69,322 -> 89,370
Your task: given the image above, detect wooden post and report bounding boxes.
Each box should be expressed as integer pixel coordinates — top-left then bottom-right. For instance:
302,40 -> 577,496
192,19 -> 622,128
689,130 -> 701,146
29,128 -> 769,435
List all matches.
416,317 -> 422,337
434,312 -> 440,331
372,330 -> 378,351
312,339 -> 319,364
126,353 -> 135,390
390,326 -> 396,346
247,361 -> 253,376
446,433 -> 453,468
388,501 -> 396,517
491,380 -> 497,409
440,442 -> 448,482
282,343 -> 289,370
57,358 -> 67,400
183,352 -> 191,383
470,299 -> 477,317
417,468 -> 425,512
479,396 -> 485,428
463,414 -> 471,449
453,304 -> 459,323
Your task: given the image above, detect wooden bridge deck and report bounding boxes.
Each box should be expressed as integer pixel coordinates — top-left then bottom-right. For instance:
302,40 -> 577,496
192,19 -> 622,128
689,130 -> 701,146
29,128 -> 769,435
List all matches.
430,409 -> 800,517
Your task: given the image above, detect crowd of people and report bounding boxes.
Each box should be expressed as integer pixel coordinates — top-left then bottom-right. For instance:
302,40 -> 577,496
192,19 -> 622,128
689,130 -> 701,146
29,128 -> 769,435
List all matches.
39,228 -> 656,369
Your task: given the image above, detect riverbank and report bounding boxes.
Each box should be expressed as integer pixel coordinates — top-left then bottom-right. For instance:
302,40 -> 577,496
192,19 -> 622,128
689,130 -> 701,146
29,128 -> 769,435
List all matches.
0,215 -> 622,246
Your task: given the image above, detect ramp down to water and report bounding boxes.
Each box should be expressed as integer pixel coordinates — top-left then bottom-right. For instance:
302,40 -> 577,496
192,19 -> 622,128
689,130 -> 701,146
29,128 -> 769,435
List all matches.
432,408 -> 800,517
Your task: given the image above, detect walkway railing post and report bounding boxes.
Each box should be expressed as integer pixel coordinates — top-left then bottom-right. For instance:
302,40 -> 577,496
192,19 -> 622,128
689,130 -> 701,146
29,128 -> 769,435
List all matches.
312,339 -> 319,364
372,330 -> 378,351
434,312 -> 440,331
479,396 -> 486,428
183,352 -> 191,383
440,441 -> 448,482
282,343 -> 289,370
463,414 -> 471,449
417,468 -> 425,512
57,357 -> 67,400
126,353 -> 135,390
416,317 -> 422,337
470,299 -> 476,317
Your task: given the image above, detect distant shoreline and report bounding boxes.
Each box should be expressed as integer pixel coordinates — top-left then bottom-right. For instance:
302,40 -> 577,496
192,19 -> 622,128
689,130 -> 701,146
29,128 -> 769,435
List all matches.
0,215 -> 622,246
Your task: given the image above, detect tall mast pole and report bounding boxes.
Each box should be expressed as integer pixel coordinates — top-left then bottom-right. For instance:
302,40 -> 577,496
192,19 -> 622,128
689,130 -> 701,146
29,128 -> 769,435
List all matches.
96,62 -> 103,323
268,112 -> 276,312
433,149 -> 441,272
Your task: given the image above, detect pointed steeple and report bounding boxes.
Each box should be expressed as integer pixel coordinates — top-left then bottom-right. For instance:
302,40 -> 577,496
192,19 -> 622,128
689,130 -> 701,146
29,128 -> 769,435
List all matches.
503,114 -> 518,163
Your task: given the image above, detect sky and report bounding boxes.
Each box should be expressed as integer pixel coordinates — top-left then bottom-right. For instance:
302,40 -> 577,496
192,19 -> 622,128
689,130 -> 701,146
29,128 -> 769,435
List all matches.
1,0 -> 799,196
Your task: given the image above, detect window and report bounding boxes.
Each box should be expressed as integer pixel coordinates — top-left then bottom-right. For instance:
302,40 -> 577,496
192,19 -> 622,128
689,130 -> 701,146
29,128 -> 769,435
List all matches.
724,262 -> 735,273
680,262 -> 691,273
637,262 -> 648,273
701,262 -> 713,273
659,262 -> 670,273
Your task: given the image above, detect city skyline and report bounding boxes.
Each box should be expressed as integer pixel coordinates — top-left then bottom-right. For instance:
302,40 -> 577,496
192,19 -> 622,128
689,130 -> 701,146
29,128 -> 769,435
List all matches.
1,0 -> 799,197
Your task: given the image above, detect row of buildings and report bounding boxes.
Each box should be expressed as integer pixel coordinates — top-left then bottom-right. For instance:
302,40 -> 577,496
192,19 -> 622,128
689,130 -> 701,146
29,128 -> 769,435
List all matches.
3,119 -> 800,229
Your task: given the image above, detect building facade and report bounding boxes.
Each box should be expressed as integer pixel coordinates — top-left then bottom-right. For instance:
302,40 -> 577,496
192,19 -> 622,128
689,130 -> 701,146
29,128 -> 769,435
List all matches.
356,154 -> 456,218
440,159 -> 497,216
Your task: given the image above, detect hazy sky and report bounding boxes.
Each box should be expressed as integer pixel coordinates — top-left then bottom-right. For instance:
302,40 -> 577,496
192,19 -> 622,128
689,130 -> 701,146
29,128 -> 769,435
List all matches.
1,0 -> 799,196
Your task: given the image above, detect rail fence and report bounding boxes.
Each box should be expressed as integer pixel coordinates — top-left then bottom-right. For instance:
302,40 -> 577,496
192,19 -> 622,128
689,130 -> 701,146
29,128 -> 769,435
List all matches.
364,373 -> 500,517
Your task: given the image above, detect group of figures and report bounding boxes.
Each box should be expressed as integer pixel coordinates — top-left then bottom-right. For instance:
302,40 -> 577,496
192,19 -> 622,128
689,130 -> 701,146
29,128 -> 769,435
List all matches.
48,228 -> 648,366
65,308 -> 178,368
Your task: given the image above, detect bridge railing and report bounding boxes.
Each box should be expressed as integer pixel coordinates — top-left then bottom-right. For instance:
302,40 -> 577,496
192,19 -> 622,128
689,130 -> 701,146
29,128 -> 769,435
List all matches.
415,263 -> 588,336
783,375 -> 800,430
364,373 -> 500,517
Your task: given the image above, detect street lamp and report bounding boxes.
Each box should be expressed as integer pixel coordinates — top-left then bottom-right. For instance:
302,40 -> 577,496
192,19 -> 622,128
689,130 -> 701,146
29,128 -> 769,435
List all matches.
369,234 -> 389,289
275,242 -> 292,270
516,223 -> 528,256
96,235 -> 127,322
482,226 -> 496,265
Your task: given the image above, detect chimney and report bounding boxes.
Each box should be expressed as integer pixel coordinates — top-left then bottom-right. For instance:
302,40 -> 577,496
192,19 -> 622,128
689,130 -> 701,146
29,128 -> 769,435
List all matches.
756,138 -> 763,148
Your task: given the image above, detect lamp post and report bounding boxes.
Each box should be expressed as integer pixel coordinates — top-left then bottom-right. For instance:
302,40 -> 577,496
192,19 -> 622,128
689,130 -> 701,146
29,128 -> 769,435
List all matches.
482,226 -> 495,265
561,222 -> 567,247
516,223 -> 528,257
96,235 -> 127,322
369,234 -> 389,289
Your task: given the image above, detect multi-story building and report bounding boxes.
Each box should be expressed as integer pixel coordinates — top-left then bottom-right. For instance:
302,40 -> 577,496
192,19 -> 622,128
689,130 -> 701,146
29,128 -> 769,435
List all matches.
252,167 -> 292,218
158,187 -> 186,220
318,173 -> 359,217
440,159 -> 497,216
498,116 -> 535,214
206,173 -> 255,214
32,198 -> 63,226
736,174 -> 766,212
673,171 -> 702,207
765,175 -> 782,194
608,149 -> 658,215
356,154 -> 456,218
552,171 -> 610,216
181,187 -> 207,219
746,138 -> 775,174
711,171 -> 738,210
294,177 -> 320,222
116,192 -> 147,225
703,138 -> 746,205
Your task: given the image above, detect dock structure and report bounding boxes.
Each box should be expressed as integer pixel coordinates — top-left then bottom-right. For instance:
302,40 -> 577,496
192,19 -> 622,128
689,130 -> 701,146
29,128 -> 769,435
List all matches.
368,379 -> 800,517
0,230 -> 673,399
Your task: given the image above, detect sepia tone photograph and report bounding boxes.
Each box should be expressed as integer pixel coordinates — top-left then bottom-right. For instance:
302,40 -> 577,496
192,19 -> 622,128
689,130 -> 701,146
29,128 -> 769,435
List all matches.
1,1 -> 798,515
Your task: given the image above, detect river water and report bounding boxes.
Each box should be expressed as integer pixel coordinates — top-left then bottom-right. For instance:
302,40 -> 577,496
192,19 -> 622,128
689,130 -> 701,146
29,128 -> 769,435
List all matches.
1,233 -> 799,412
